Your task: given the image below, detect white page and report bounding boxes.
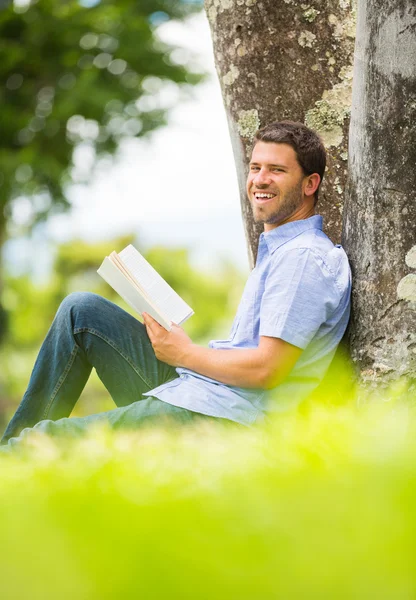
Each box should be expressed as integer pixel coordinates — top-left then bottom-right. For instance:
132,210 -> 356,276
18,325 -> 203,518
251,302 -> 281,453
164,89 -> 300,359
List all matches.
118,245 -> 193,325
97,258 -> 172,330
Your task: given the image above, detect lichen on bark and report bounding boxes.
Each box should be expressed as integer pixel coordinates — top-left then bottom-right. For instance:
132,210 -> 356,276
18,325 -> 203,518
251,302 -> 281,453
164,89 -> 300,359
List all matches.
305,66 -> 353,148
237,109 -> 260,142
397,275 -> 416,304
303,8 -> 320,23
405,246 -> 416,269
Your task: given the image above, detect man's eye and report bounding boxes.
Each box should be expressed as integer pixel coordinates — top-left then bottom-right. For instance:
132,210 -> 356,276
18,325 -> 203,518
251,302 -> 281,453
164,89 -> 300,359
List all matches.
250,166 -> 260,171
272,168 -> 284,172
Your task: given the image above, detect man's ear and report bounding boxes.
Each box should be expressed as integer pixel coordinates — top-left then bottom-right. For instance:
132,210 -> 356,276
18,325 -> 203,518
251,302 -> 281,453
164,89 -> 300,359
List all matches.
304,173 -> 321,197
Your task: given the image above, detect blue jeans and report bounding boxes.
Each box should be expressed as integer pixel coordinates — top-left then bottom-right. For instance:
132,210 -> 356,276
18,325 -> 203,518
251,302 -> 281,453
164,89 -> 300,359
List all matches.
1,293 -> 213,450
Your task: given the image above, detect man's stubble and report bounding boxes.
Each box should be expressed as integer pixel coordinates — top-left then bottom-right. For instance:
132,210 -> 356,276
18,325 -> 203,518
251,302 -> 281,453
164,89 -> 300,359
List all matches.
252,180 -> 304,226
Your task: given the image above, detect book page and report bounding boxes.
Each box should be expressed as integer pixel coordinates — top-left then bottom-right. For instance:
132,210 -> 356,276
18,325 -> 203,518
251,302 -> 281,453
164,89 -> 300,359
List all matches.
109,251 -> 171,322
97,257 -> 172,330
109,252 -> 147,296
118,245 -> 193,325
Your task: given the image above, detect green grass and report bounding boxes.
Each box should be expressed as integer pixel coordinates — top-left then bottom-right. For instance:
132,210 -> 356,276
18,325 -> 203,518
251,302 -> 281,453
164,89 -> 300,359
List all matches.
0,382 -> 415,599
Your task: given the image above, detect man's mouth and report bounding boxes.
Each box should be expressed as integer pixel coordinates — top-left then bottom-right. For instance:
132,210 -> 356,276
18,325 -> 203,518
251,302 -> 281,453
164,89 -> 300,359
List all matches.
253,192 -> 276,203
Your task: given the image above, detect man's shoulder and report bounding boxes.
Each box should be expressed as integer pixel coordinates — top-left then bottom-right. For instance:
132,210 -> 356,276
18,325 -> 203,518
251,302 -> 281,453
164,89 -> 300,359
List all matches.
274,229 -> 351,296
274,227 -> 332,265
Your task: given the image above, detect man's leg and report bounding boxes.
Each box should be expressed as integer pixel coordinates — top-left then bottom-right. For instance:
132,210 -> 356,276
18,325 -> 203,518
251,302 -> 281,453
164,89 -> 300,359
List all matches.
2,397 -> 212,452
1,292 -> 177,444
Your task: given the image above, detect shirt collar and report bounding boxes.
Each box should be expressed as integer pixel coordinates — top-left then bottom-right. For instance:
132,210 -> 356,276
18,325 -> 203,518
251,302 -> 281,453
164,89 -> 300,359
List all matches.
260,215 -> 323,254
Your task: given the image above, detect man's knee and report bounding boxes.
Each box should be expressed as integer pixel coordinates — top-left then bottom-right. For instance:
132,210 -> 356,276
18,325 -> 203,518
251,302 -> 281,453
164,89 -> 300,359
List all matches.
56,292 -> 134,339
57,292 -> 101,317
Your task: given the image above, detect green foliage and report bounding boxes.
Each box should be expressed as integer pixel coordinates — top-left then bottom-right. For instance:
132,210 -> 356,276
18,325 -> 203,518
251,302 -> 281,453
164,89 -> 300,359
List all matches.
55,235 -> 135,277
2,274 -> 59,346
145,246 -> 243,341
0,0 -> 204,230
0,393 -> 415,598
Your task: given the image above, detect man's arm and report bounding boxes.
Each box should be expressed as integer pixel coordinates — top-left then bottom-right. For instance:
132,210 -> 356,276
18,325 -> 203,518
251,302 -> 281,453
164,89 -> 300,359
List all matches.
143,313 -> 302,389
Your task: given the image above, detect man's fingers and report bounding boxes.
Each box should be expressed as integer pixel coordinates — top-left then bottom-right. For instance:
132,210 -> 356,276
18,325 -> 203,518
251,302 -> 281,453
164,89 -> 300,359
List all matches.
143,312 -> 162,328
143,313 -> 165,344
143,313 -> 155,335
143,312 -> 154,327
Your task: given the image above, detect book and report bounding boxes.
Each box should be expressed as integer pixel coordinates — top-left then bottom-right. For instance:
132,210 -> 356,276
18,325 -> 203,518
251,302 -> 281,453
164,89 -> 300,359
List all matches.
97,244 -> 194,331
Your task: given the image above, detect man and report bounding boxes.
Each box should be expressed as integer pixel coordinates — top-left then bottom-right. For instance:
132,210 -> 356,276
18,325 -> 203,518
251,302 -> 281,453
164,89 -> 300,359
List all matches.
1,121 -> 351,449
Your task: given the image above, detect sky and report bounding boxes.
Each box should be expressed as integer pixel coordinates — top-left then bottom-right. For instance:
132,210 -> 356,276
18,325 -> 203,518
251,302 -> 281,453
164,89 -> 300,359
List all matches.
4,11 -> 250,279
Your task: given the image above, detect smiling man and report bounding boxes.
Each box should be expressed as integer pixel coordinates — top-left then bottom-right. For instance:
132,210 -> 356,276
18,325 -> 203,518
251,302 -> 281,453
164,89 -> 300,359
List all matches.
248,139 -> 319,227
1,121 -> 351,449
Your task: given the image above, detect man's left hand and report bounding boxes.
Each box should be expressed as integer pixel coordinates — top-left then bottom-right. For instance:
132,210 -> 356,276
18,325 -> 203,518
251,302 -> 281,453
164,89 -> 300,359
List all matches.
143,312 -> 193,367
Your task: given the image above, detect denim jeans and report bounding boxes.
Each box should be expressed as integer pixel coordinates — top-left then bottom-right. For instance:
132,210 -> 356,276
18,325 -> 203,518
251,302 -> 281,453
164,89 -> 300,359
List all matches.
1,292 -> 212,450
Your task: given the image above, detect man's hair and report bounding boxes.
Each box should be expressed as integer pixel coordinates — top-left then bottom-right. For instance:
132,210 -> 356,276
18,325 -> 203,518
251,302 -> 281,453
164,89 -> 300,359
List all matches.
253,121 -> 326,203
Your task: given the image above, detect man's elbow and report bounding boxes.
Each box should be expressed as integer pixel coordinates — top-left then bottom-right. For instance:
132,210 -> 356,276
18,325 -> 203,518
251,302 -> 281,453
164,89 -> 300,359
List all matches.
256,342 -> 302,389
258,367 -> 285,390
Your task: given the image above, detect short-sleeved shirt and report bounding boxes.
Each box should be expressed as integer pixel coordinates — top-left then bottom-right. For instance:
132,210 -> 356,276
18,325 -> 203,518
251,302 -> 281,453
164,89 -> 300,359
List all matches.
145,216 -> 351,426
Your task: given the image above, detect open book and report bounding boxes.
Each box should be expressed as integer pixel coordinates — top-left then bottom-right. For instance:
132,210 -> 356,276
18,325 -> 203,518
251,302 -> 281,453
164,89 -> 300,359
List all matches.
97,244 -> 194,331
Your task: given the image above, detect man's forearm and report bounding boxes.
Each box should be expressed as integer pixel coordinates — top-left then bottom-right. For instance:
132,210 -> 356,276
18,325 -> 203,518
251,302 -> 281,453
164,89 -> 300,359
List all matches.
180,345 -> 271,388
143,313 -> 301,390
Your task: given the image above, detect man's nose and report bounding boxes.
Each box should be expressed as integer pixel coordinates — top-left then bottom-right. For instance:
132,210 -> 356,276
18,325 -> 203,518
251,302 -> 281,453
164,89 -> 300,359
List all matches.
253,168 -> 271,187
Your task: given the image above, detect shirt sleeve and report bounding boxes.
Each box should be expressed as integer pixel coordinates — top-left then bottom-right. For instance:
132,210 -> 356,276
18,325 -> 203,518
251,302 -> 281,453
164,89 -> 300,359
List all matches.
259,247 -> 341,349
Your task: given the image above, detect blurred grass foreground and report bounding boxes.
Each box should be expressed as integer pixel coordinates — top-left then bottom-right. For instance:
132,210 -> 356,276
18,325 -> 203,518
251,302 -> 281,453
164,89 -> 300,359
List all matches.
1,375 -> 415,599
1,238 -> 415,598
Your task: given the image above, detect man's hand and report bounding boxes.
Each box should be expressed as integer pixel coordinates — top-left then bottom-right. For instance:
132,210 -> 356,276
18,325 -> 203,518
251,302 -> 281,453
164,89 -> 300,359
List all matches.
143,312 -> 193,367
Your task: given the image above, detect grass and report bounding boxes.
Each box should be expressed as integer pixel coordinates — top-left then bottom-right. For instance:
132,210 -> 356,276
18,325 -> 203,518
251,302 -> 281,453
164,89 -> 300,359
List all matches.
0,375 -> 415,599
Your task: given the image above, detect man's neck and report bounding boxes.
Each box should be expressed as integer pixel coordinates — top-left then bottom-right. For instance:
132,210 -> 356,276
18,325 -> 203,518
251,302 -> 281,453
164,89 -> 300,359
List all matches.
264,207 -> 316,233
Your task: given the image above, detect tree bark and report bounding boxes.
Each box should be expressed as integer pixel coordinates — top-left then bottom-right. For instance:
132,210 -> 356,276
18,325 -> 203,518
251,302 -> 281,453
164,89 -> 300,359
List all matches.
204,0 -> 356,266
342,0 -> 416,387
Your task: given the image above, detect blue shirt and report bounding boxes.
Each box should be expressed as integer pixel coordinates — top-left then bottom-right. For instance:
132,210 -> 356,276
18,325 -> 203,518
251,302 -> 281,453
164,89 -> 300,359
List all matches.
145,216 -> 351,425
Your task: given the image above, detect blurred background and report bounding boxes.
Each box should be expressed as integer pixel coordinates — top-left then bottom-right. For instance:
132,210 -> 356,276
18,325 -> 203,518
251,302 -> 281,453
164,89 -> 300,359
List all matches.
0,0 -> 249,430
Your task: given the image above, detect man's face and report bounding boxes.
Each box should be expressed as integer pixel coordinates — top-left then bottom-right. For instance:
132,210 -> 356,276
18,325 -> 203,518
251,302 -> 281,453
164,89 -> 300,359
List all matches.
246,142 -> 307,231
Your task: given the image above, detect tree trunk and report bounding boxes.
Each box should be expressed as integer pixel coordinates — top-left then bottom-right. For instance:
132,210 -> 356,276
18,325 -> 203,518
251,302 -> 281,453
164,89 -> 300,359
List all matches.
342,0 -> 416,388
204,0 -> 356,266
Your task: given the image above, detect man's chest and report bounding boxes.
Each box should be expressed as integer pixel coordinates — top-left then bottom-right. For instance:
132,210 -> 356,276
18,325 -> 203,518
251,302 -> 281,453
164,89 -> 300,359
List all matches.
230,257 -> 271,344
